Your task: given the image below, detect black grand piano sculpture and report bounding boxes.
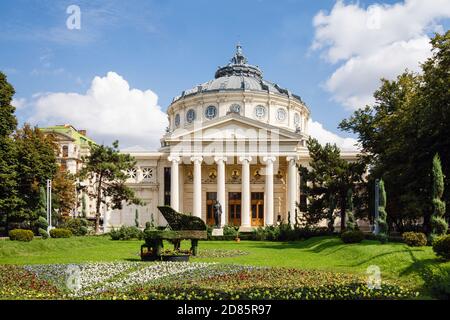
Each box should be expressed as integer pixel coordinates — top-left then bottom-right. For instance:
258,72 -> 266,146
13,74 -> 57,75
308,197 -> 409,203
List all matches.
140,206 -> 207,261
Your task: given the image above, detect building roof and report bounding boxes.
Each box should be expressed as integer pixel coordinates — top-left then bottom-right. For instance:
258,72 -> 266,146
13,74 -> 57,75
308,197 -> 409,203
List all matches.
40,124 -> 96,146
172,44 -> 303,104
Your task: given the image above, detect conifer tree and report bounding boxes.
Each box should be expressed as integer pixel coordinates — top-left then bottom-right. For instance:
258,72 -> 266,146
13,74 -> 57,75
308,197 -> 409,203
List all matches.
377,179 -> 388,242
430,153 -> 447,242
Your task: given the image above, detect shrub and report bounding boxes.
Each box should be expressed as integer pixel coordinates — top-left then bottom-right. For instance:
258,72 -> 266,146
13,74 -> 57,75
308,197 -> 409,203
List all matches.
109,226 -> 143,240
8,229 -> 34,242
432,235 -> 450,260
402,232 -> 427,247
38,228 -> 49,239
63,218 -> 89,236
423,266 -> 450,299
223,225 -> 239,238
35,216 -> 48,230
50,228 -> 72,238
341,230 -> 364,244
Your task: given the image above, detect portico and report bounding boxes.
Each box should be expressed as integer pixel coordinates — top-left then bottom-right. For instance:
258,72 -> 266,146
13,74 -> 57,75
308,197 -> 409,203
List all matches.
168,154 -> 300,230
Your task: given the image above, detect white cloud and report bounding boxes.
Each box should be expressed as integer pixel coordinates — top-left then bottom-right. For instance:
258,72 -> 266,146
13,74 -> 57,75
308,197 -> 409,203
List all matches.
12,98 -> 27,110
308,119 -> 359,151
312,0 -> 450,109
28,72 -> 168,149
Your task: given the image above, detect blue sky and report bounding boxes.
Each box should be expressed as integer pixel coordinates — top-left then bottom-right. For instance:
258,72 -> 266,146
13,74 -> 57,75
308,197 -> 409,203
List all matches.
1,0 -> 449,149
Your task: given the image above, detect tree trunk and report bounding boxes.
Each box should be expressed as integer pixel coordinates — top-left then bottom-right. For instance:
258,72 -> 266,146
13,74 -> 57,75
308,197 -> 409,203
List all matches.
95,173 -> 103,234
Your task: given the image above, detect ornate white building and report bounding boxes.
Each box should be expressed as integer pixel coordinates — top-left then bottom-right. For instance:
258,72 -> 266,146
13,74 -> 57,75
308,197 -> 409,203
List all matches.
108,45 -> 358,231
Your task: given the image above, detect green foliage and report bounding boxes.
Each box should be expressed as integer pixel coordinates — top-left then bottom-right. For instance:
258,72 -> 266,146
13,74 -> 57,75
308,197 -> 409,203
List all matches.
81,194 -> 87,218
423,266 -> 450,299
377,179 -> 388,240
299,138 -> 366,231
345,189 -> 357,231
223,225 -> 239,238
109,226 -> 143,240
402,232 -> 427,247
63,218 -> 89,236
157,206 -> 207,231
432,235 -> 450,260
430,154 -> 448,241
340,230 -> 365,244
339,31 -> 450,232
49,228 -> 72,238
0,72 -> 19,235
254,225 -> 281,241
9,229 -> 34,242
35,216 -> 48,230
78,140 -> 143,233
38,228 -> 49,239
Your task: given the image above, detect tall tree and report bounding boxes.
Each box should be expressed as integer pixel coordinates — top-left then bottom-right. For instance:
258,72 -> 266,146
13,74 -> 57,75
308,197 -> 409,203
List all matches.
0,72 -> 19,234
13,124 -> 58,227
52,167 -> 77,222
339,31 -> 450,232
299,138 -> 366,231
430,153 -> 447,242
78,140 -> 142,233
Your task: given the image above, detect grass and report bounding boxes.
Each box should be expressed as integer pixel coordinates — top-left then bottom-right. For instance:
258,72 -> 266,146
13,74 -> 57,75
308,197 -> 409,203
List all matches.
0,235 -> 448,291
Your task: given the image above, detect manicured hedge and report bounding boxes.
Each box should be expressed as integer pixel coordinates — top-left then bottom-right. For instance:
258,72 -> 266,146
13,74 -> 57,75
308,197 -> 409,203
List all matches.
402,232 -> 427,247
433,235 -> 450,260
8,229 -> 34,242
49,228 -> 72,238
341,230 -> 364,244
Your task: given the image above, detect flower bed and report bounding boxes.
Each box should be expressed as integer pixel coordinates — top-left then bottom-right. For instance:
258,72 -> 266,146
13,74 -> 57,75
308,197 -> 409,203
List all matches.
1,262 -> 419,300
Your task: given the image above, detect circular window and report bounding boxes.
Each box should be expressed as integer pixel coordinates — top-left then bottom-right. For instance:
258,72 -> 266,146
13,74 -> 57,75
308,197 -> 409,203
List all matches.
205,105 -> 217,119
230,104 -> 241,114
294,113 -> 300,126
186,109 -> 196,123
276,108 -> 287,121
174,114 -> 180,127
255,105 -> 266,119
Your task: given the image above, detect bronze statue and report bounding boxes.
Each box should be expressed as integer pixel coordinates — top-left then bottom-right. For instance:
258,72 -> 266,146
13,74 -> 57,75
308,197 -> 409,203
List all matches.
213,200 -> 222,228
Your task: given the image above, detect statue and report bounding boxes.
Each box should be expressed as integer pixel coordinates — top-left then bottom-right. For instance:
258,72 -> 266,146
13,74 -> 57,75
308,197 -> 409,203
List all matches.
213,200 -> 222,228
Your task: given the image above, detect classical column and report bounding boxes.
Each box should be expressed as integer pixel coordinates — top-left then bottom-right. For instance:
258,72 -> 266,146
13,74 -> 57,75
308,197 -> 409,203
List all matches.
287,156 -> 297,226
214,156 -> 227,227
263,156 -> 276,226
167,155 -> 180,211
191,156 -> 203,219
239,156 -> 252,229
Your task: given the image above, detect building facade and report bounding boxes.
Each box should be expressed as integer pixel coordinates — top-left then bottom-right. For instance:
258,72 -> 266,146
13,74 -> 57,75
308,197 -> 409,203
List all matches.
109,45 -> 358,231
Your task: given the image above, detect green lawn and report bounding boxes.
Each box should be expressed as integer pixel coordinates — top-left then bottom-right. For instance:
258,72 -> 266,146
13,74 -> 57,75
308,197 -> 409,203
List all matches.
1,235 -> 447,289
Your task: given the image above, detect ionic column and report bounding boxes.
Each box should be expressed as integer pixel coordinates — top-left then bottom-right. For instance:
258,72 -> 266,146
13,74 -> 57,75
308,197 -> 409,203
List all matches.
167,155 -> 180,211
263,156 -> 276,226
191,156 -> 203,219
240,156 -> 252,228
214,156 -> 227,227
287,156 -> 297,227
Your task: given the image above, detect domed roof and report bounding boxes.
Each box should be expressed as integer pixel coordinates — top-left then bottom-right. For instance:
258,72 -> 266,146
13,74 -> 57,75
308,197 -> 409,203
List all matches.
172,45 -> 303,103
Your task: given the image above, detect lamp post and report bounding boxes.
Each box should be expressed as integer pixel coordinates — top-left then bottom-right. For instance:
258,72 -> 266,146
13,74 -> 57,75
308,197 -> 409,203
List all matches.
46,179 -> 52,233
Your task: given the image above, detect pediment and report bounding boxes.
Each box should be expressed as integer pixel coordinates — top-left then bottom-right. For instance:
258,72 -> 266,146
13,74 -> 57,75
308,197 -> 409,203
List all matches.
166,113 -> 304,142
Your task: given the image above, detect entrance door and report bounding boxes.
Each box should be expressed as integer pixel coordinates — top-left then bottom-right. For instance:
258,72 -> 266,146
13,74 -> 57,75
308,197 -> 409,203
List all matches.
228,192 -> 241,226
206,192 -> 217,226
251,192 -> 264,226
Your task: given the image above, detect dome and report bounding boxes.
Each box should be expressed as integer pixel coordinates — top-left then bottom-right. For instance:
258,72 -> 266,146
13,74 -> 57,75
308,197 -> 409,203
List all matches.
172,45 -> 303,103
